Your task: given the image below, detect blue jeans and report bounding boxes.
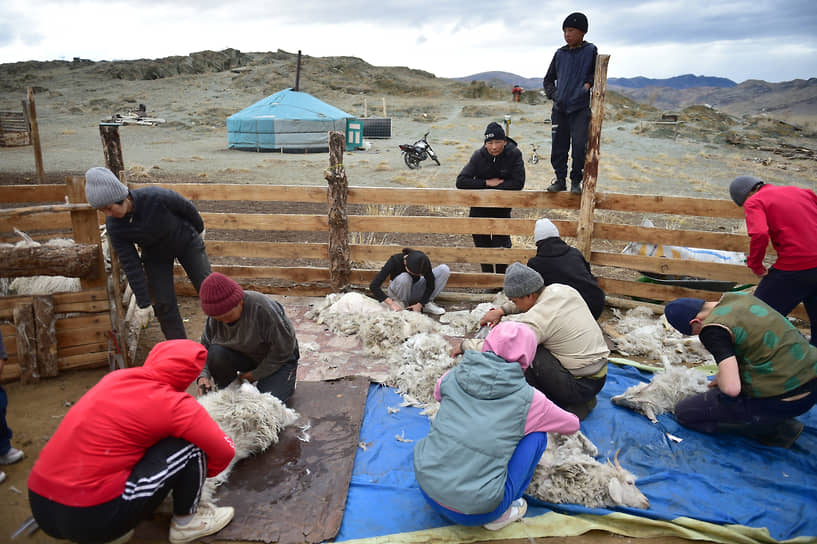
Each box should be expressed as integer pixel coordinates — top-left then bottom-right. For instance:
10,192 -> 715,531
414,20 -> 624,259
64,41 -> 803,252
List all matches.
143,234 -> 211,340
0,385 -> 11,456
754,266 -> 817,346
420,432 -> 548,526
551,107 -> 590,183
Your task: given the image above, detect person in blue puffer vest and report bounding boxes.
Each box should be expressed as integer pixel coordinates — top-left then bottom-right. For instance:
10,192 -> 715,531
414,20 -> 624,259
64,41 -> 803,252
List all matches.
413,321 -> 579,531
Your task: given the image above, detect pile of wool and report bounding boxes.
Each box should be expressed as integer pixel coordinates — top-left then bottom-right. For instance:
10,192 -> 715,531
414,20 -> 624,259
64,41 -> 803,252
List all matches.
611,306 -> 713,366
526,431 -> 649,509
437,302 -> 494,337
611,363 -> 710,423
198,381 -> 300,502
307,291 -> 440,356
384,332 -> 458,417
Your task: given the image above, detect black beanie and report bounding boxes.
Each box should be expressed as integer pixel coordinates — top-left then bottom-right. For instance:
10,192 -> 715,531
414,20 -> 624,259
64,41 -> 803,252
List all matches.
484,122 -> 506,142
563,12 -> 588,33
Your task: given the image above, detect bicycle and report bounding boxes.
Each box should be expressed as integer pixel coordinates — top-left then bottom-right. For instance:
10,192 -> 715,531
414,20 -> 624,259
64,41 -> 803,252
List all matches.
528,143 -> 540,165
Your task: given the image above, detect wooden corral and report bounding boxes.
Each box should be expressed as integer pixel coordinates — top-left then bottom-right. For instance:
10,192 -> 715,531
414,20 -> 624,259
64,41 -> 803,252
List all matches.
0,178 -> 118,384
0,170 -> 808,383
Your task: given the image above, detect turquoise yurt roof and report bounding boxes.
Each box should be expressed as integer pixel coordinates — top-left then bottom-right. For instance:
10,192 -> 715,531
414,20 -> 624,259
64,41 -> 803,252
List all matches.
227,88 -> 353,152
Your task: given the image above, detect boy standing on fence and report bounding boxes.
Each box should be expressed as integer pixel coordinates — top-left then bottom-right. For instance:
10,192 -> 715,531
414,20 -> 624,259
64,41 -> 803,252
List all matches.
543,12 -> 597,195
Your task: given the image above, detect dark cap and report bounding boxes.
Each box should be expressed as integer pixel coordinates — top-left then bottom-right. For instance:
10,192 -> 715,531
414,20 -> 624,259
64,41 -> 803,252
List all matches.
664,297 -> 706,335
484,121 -> 506,142
563,12 -> 589,33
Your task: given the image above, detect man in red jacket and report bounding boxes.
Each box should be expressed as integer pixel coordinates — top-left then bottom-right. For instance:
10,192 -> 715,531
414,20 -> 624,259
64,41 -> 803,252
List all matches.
28,340 -> 236,544
729,175 -> 817,346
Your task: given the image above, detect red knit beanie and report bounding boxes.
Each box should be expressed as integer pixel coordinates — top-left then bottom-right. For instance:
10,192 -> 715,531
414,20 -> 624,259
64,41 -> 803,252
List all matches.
199,273 -> 244,317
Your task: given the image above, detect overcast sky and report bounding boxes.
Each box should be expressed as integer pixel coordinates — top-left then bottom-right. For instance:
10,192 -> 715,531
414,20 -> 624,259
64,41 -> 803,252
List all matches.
1,0 -> 815,83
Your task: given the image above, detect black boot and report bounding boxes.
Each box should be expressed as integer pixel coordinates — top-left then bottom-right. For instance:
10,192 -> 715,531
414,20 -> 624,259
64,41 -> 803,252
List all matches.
570,180 -> 582,194
546,178 -> 566,192
715,419 -> 805,448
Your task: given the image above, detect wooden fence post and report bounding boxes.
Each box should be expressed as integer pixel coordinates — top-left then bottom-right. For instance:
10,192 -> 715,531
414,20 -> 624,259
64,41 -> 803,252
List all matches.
99,123 -> 125,178
324,131 -> 351,291
26,87 -> 45,184
13,302 -> 37,384
576,53 -> 610,259
33,295 -> 59,377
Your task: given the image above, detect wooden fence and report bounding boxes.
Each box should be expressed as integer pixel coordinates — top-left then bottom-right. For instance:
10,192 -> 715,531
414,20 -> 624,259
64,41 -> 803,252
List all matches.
0,174 -> 807,382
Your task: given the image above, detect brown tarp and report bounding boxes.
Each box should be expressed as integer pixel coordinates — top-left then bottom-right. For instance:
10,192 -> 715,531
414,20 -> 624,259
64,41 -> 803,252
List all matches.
136,375 -> 370,543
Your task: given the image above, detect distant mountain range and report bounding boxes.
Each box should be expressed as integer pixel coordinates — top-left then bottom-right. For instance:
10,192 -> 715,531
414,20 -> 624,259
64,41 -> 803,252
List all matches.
454,71 -> 817,117
454,72 -> 737,91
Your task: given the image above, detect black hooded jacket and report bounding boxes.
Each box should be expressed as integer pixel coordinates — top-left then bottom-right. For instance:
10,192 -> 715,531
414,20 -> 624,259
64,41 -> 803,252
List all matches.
527,237 -> 605,319
456,138 -> 525,218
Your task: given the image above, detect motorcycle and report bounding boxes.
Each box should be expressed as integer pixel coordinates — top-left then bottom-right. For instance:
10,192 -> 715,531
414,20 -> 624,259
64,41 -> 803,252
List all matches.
399,132 -> 440,169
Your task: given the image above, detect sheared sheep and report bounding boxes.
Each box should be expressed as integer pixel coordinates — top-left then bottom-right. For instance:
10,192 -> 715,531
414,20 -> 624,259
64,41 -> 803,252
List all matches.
198,381 -> 300,502
611,363 -> 710,423
611,306 -> 713,366
526,431 -> 650,510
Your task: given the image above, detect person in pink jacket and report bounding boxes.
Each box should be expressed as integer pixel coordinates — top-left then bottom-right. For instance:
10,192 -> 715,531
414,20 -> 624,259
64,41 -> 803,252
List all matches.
28,340 -> 237,544
729,175 -> 817,346
414,321 -> 580,531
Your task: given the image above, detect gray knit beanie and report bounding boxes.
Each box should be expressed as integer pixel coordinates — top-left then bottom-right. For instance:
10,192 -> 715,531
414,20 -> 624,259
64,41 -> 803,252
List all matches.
728,175 -> 764,206
503,262 -> 545,298
84,167 -> 129,208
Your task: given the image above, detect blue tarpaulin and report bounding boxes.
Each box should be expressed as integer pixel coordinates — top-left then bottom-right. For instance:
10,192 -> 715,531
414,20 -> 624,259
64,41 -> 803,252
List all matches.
336,364 -> 817,542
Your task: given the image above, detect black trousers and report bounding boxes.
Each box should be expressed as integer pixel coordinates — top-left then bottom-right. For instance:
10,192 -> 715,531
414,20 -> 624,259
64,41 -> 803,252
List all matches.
524,345 -> 606,410
207,344 -> 299,403
550,107 -> 591,183
29,437 -> 206,544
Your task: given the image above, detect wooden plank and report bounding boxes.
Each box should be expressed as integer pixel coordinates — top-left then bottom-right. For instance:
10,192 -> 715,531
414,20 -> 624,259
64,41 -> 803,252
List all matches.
59,352 -> 108,371
201,213 -> 329,232
58,341 -> 108,358
348,216 -> 537,236
56,300 -> 110,314
53,288 -> 109,305
348,187 -> 578,209
130,183 -> 329,204
595,192 -> 744,219
592,223 -> 749,252
590,252 -> 758,284
598,277 -> 733,302
0,213 -> 73,233
55,313 -> 110,331
57,326 -> 111,347
205,241 -> 328,260
0,243 -> 99,278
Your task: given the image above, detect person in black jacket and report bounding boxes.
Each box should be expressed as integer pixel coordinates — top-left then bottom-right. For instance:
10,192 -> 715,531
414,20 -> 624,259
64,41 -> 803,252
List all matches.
369,248 -> 450,315
527,218 -> 605,319
456,122 -> 525,274
543,12 -> 597,195
84,167 -> 212,340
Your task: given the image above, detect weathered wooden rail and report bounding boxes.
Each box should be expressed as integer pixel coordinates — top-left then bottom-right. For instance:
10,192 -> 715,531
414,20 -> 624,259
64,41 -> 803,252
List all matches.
0,172 -> 807,382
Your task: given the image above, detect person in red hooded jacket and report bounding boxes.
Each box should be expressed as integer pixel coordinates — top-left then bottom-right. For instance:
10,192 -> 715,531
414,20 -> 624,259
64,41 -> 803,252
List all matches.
28,340 -> 236,544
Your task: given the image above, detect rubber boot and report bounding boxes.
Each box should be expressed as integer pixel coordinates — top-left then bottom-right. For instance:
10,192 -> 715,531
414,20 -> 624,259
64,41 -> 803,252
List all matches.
570,180 -> 582,194
715,419 -> 805,448
546,179 -> 566,192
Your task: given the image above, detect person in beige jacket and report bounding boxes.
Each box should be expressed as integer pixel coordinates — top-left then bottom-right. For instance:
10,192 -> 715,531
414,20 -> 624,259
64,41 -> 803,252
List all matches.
453,262 -> 609,419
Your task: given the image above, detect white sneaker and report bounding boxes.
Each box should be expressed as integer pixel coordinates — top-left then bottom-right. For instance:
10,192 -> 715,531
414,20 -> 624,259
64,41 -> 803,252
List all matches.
0,447 -> 23,464
0,471 -> 5,484
169,502 -> 235,543
423,301 -> 445,315
483,498 -> 527,531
